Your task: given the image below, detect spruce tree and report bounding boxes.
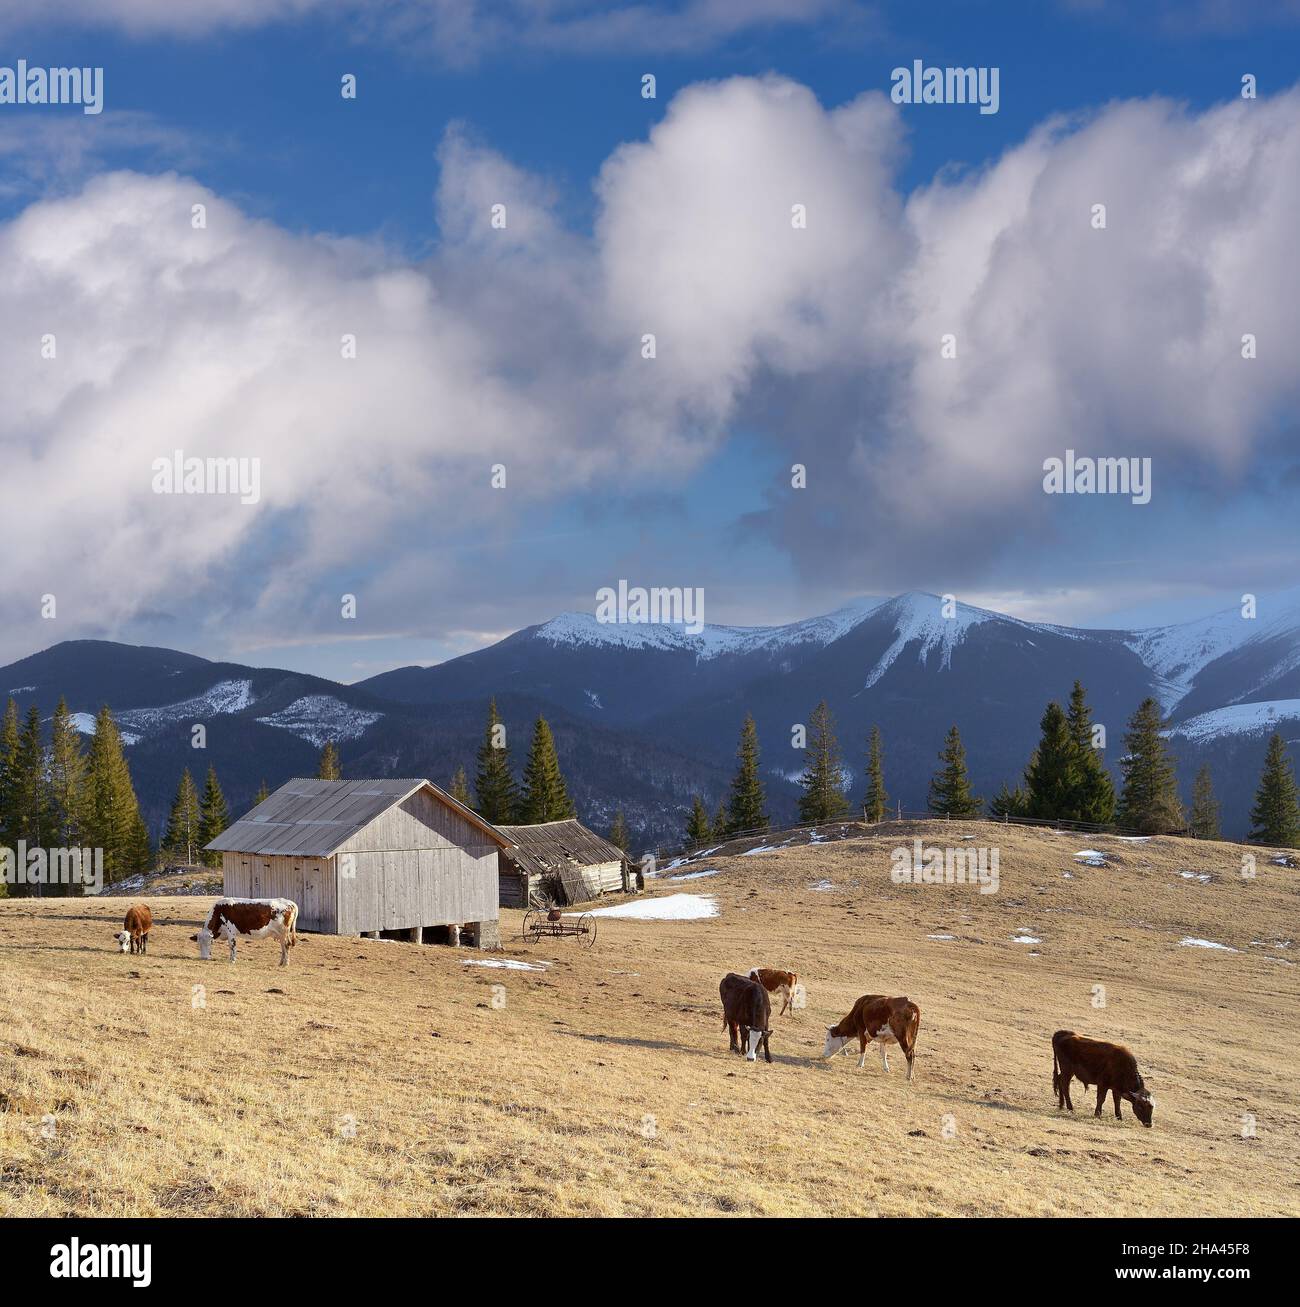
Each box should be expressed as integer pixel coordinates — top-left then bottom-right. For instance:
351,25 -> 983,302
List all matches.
47,698 -> 90,892
85,706 -> 150,882
162,768 -> 202,865
519,716 -> 575,823
317,740 -> 342,781
798,700 -> 849,823
1249,733 -> 1300,848
928,725 -> 981,817
1187,764 -> 1220,840
198,765 -> 230,866
862,725 -> 888,823
474,698 -> 517,824
726,713 -> 767,834
0,698 -> 20,853
711,797 -> 730,842
255,780 -> 270,804
1066,681 -> 1116,825
1023,702 -> 1082,820
685,795 -> 712,847
449,765 -> 472,807
609,809 -> 630,852
988,781 -> 1028,819
1115,698 -> 1184,834
13,704 -> 49,851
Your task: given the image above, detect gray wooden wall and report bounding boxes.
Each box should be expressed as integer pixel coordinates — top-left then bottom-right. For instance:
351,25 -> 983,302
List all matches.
220,852 -> 336,931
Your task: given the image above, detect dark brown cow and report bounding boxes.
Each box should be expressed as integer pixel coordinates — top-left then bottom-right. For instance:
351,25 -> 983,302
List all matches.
114,903 -> 152,955
748,967 -> 799,1016
1052,1030 -> 1154,1127
822,995 -> 920,1081
193,898 -> 298,966
720,972 -> 772,1062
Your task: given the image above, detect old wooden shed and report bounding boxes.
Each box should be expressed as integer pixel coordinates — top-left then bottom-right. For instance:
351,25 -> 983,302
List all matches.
496,819 -> 631,908
205,778 -> 512,946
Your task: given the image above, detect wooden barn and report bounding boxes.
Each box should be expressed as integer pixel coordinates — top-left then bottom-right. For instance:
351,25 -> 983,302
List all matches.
497,819 -> 632,908
205,778 -> 512,947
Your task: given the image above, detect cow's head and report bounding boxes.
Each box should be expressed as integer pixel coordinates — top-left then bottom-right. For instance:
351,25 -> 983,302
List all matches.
822,1028 -> 850,1060
196,927 -> 214,960
742,1027 -> 768,1062
113,930 -> 131,953
1125,1086 -> 1155,1128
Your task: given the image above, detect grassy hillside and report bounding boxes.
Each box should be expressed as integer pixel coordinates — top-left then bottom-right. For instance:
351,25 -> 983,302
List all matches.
1,820 -> 1297,1217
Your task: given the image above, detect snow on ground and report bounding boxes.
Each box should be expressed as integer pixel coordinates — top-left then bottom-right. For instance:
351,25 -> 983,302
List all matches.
668,868 -> 720,881
118,679 -> 256,736
861,593 -> 995,689
1179,871 -> 1212,883
462,958 -> 549,971
1074,851 -> 1107,866
256,695 -> 382,746
1113,836 -> 1152,843
927,933 -> 957,940
1166,699 -> 1300,745
809,879 -> 836,891
741,844 -> 781,856
1011,934 -> 1041,944
1179,937 -> 1237,952
70,711 -> 141,745
580,893 -> 718,921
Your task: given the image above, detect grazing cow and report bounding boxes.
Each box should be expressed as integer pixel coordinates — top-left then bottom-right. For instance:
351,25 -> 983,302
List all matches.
748,967 -> 799,1016
193,898 -> 298,966
114,903 -> 153,955
1052,1030 -> 1154,1127
822,995 -> 920,1081
720,972 -> 772,1063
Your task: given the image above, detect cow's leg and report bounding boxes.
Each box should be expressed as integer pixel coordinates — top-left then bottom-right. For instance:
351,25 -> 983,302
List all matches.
878,1040 -> 890,1073
1061,1071 -> 1074,1110
728,1020 -> 740,1054
228,935 -> 238,962
779,987 -> 791,1016
279,931 -> 289,966
857,1036 -> 868,1069
1112,1088 -> 1123,1120
762,1031 -> 772,1064
1095,1084 -> 1107,1118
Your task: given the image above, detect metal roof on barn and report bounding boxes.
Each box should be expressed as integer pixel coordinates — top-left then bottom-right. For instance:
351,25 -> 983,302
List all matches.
205,778 -> 512,857
496,818 -> 626,879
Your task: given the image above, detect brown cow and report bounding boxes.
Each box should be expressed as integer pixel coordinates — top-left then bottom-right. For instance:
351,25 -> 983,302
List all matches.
720,972 -> 772,1062
114,903 -> 152,955
193,898 -> 298,966
748,967 -> 800,1016
822,995 -> 920,1080
1052,1030 -> 1154,1127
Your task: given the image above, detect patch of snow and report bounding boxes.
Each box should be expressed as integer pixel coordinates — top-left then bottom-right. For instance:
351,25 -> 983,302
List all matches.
584,689 -> 604,709
1011,934 -> 1041,944
118,679 -> 256,737
7,685 -> 35,693
1113,835 -> 1152,843
927,933 -> 956,940
462,958 -> 549,971
668,868 -> 720,881
1074,851 -> 1107,866
741,844 -> 780,856
1178,871 -> 1212,883
256,695 -> 382,746
809,880 -> 835,891
1179,937 -> 1237,952
533,596 -> 887,661
580,893 -> 718,921
1166,699 -> 1300,746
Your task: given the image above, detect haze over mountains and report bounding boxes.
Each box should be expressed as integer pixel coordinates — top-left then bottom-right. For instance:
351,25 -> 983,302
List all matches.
4,590 -> 1299,846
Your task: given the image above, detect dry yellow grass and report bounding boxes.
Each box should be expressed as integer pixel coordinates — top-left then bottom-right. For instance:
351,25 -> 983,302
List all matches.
2,819 -> 1297,1217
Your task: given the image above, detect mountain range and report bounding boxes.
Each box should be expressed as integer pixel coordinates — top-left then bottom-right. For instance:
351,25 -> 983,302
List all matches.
4,589 -> 1299,847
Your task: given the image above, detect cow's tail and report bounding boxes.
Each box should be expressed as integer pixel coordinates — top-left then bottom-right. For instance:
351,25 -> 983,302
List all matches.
286,901 -> 300,947
1052,1044 -> 1060,1095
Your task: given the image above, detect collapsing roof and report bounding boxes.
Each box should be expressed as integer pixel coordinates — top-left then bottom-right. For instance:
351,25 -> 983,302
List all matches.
205,778 -> 511,858
496,818 -> 626,879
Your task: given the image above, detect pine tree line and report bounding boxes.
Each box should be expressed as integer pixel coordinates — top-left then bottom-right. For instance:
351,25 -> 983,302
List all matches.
0,698 -> 153,895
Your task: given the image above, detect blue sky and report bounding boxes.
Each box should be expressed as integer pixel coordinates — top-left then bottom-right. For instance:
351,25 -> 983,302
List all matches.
2,1 -> 1299,680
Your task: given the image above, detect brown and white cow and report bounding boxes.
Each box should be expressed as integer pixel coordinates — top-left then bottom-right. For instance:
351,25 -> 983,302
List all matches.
1052,1030 -> 1154,1127
720,972 -> 772,1063
114,903 -> 153,955
748,967 -> 800,1016
822,994 -> 920,1080
193,898 -> 299,966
